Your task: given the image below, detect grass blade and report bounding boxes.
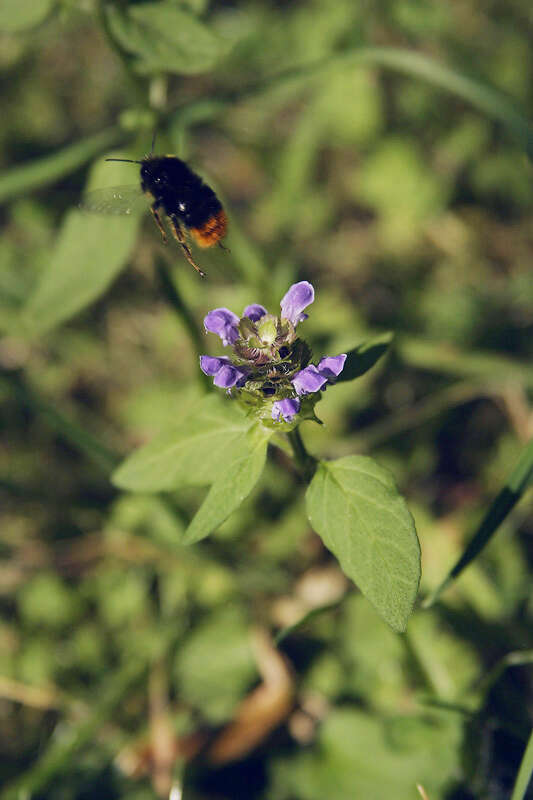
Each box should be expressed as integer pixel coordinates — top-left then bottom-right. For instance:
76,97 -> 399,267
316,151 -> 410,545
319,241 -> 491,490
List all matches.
511,728 -> 533,800
424,439 -> 533,607
0,126 -> 122,204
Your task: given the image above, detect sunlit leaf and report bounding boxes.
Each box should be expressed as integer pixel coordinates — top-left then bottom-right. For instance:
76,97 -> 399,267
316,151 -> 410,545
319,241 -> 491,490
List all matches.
184,425 -> 270,544
306,456 -> 420,632
113,395 -> 256,493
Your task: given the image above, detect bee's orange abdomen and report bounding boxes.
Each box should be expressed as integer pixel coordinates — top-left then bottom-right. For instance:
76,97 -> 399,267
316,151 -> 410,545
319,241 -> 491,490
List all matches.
190,209 -> 228,248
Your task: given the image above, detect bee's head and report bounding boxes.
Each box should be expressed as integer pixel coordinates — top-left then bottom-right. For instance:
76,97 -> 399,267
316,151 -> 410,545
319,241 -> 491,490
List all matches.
140,158 -> 167,190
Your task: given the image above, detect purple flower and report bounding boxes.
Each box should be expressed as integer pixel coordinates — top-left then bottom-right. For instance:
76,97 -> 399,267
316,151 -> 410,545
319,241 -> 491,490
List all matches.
199,355 -> 232,376
204,308 -> 240,346
291,354 -> 346,396
317,354 -> 347,381
243,304 -> 267,322
280,281 -> 314,326
200,355 -> 247,388
200,281 -> 346,424
292,365 -> 327,396
272,398 -> 301,422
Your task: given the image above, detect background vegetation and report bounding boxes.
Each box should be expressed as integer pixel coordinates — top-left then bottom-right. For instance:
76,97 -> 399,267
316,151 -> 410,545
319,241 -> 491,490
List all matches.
1,0 -> 532,798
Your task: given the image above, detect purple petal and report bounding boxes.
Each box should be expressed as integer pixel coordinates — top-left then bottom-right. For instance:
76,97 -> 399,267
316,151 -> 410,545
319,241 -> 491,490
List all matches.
199,355 -> 232,376
204,308 -> 240,346
213,364 -> 247,388
280,281 -> 315,326
317,354 -> 347,380
292,365 -> 327,396
243,304 -> 267,322
272,398 -> 301,422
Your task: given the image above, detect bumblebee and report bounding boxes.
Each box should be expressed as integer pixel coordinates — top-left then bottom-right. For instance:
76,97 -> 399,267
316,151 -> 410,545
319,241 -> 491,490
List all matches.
82,153 -> 228,277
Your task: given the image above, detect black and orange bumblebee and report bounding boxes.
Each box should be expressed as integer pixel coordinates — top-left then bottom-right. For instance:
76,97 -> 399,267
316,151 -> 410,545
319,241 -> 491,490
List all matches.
83,153 -> 228,277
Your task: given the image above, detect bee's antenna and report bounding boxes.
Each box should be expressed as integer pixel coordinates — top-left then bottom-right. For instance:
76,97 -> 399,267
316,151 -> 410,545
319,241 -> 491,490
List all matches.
150,130 -> 157,155
105,158 -> 143,164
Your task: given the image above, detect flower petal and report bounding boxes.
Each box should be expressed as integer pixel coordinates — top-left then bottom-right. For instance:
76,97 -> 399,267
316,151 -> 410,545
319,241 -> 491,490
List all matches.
243,304 -> 267,322
199,355 -> 232,376
317,354 -> 347,380
213,364 -> 247,388
272,397 -> 301,422
280,281 -> 314,326
204,308 -> 240,346
292,365 -> 327,395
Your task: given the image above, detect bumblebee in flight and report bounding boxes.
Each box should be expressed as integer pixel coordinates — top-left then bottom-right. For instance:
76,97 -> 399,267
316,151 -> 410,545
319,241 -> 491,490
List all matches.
82,153 -> 228,277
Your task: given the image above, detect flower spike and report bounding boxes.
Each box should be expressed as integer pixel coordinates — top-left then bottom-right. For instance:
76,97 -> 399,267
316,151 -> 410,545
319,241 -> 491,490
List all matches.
200,281 -> 346,428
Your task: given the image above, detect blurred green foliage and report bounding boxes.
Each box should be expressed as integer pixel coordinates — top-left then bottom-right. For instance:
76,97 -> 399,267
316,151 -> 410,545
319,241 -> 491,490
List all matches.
1,0 -> 533,798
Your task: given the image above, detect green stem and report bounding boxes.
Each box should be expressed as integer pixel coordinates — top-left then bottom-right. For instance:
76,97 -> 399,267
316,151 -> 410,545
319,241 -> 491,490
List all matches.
287,427 -> 317,482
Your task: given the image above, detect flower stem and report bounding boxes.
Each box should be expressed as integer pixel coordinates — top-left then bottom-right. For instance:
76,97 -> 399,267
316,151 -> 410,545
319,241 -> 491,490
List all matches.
287,427 -> 317,482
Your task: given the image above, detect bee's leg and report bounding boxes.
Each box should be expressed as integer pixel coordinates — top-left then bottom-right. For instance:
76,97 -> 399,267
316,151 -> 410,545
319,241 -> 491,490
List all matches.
218,241 -> 231,253
150,201 -> 167,244
169,215 -> 207,278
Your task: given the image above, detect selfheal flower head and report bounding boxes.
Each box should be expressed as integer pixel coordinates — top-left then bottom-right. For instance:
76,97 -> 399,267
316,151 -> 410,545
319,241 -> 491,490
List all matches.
200,281 -> 346,429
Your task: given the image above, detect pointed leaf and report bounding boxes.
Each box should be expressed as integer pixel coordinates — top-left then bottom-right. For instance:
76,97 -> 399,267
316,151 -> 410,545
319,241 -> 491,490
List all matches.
113,395 -> 256,493
306,455 -> 420,632
336,332 -> 393,383
424,437 -> 533,607
183,426 -> 270,543
19,159 -> 141,336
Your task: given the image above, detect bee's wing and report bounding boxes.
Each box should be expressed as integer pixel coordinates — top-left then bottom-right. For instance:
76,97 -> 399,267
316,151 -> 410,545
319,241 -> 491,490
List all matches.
79,185 -> 148,216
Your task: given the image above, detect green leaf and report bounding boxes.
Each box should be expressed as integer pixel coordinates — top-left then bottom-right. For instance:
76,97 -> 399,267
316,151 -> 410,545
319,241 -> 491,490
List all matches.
0,0 -> 54,32
105,2 -> 226,76
336,332 -> 393,383
113,395 -> 256,493
183,424 -> 270,544
174,606 -> 256,724
271,708 -> 462,800
424,437 -> 533,607
305,456 -> 420,632
19,159 -> 141,336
